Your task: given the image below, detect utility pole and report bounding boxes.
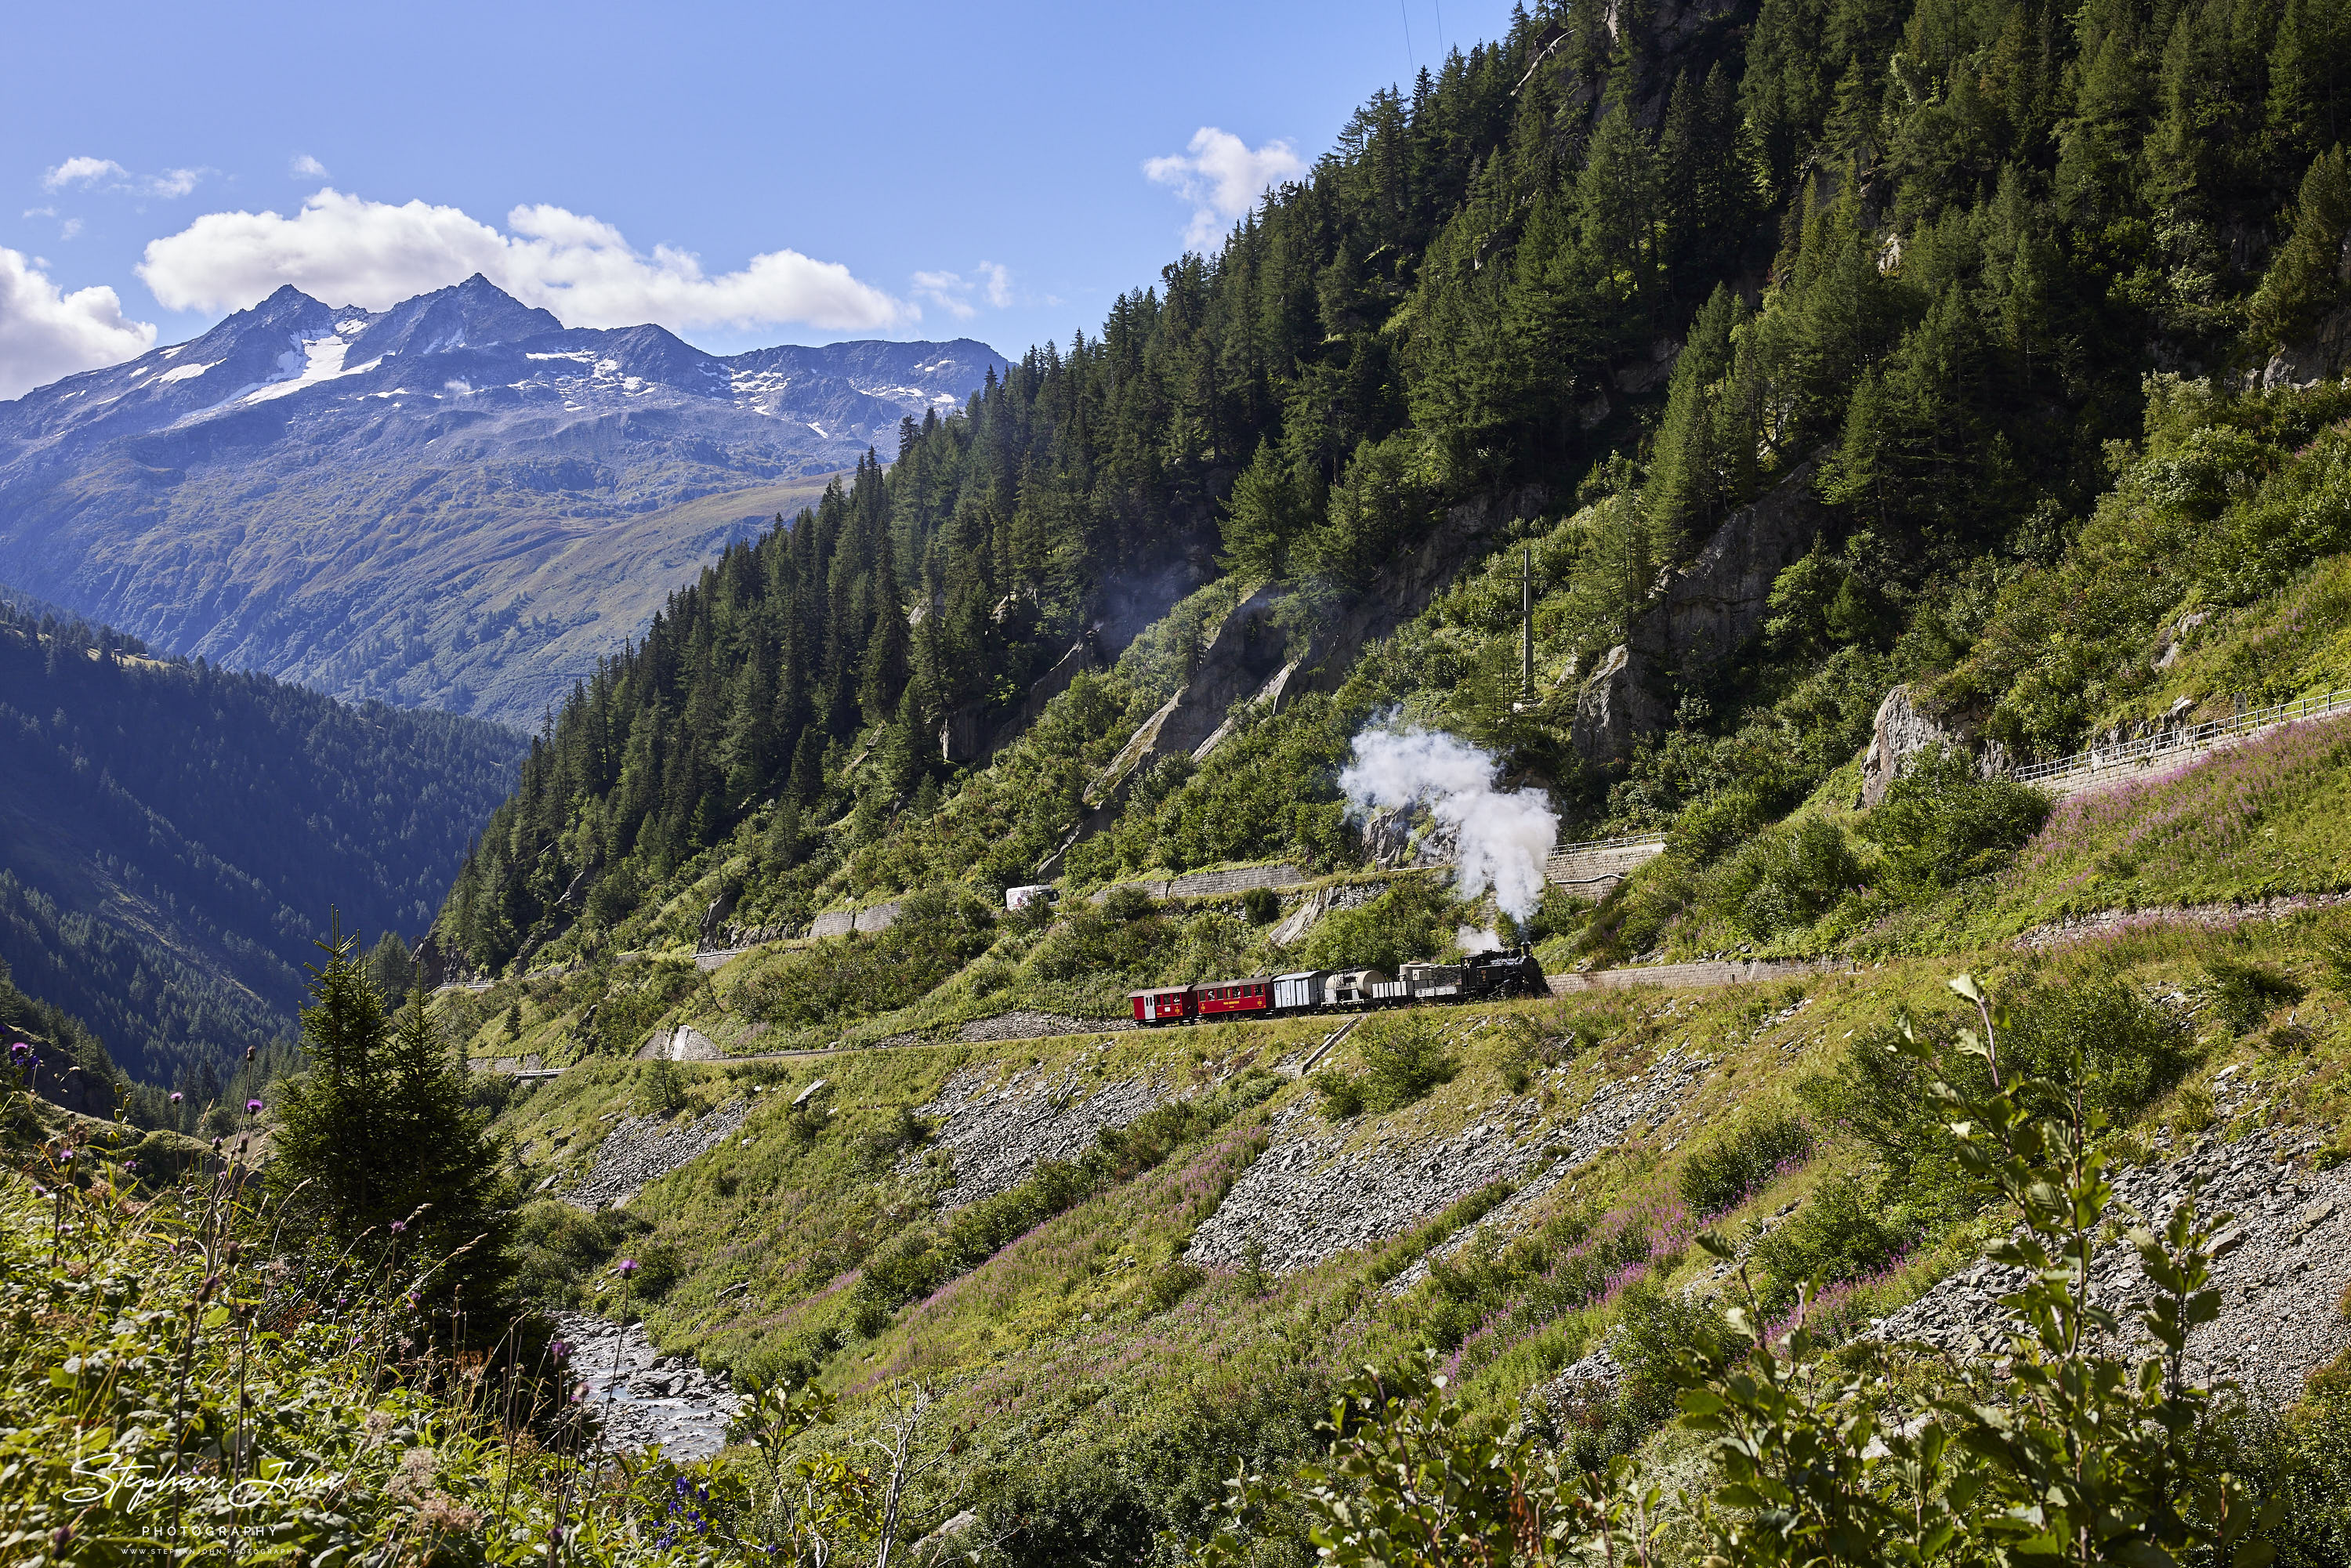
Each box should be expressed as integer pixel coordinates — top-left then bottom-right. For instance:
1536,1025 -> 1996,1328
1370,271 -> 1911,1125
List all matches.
1514,541 -> 1534,713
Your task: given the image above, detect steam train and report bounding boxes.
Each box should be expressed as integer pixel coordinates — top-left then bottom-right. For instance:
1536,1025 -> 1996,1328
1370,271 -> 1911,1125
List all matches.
1128,945 -> 1549,1026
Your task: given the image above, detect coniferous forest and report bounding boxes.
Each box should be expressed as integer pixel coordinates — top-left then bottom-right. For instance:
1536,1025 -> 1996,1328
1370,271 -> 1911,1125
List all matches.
440,0 -> 2350,972
0,602 -> 523,1088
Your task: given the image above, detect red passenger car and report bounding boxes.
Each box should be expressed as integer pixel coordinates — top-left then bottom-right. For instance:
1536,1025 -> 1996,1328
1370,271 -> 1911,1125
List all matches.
1131,985 -> 1194,1026
1194,976 -> 1273,1019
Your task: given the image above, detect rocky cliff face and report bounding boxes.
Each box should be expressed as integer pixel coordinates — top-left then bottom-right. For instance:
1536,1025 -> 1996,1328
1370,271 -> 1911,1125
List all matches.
0,277 -> 1006,725
1572,458 -> 1823,765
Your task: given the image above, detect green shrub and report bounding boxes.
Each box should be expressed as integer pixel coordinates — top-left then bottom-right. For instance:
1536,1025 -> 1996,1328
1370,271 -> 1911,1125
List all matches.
1141,1259 -> 1208,1314
1241,885 -> 1281,925
1809,975 -> 2189,1221
1861,744 -> 2051,891
1316,1071 -> 1367,1119
1295,879 -> 1455,972
513,1200 -> 647,1305
2202,954 -> 2305,1034
736,885 -> 997,1025
1748,1170 -> 1914,1316
1677,1110 -> 1813,1215
1320,1013 -> 1458,1118
1708,816 -> 1863,938
1027,894 -> 1182,983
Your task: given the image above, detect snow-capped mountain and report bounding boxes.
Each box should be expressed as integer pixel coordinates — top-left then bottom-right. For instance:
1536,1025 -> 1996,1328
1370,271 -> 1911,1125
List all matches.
0,276 -> 1005,724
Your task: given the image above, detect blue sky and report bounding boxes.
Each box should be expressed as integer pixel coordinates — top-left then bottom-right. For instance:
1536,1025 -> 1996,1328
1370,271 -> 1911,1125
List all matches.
1,0 -> 1523,397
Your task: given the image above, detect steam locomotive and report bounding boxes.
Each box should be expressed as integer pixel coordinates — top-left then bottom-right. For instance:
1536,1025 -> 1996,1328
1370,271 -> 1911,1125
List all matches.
1128,944 -> 1549,1026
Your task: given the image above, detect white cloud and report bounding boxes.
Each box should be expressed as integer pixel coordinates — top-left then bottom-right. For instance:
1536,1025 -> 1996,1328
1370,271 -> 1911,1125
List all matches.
911,261 -> 1012,320
40,155 -> 205,199
58,217 -> 82,241
0,247 -> 157,400
980,261 -> 1013,308
42,156 -> 127,190
137,188 -> 911,332
1144,128 -> 1305,248
290,153 -> 329,179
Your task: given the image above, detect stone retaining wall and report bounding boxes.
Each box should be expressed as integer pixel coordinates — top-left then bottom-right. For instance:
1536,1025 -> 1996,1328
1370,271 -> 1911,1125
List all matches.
1544,839 -> 1668,897
807,900 -> 903,939
1549,957 -> 1823,993
1091,863 -> 1309,904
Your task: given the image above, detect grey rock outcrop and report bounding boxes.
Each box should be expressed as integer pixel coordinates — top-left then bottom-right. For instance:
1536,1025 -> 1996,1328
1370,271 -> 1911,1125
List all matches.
1570,645 -> 1672,766
2259,302 -> 2351,390
636,1025 -> 725,1062
1858,684 -> 1965,807
1571,459 -> 1824,766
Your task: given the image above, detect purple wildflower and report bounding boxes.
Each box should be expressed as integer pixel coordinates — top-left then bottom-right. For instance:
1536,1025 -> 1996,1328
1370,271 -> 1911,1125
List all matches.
8,1041 -> 27,1057
169,1092 -> 183,1104
550,1338 -> 572,1360
389,1220 -> 407,1234
245,1099 -> 263,1115
617,1258 -> 639,1277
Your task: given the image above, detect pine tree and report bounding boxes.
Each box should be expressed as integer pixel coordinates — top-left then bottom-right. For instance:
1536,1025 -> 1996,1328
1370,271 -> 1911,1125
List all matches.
2251,143 -> 2351,341
270,925 -> 515,1337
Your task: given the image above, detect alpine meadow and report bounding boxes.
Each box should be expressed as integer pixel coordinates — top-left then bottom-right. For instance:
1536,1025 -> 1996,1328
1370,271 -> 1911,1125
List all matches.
12,0 -> 2351,1563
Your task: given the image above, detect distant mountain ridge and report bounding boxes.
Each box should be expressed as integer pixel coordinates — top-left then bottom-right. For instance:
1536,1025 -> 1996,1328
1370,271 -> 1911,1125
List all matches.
0,276 -> 1005,724
0,598 -> 523,1088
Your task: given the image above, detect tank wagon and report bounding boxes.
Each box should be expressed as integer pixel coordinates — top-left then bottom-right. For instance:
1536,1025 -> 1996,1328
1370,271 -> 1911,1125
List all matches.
1128,944 -> 1548,1026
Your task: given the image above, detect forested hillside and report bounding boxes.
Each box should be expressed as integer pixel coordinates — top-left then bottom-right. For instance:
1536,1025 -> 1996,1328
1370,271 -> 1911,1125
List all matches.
437,0 -> 2351,976
0,602 -> 523,1086
24,0 -> 2351,1560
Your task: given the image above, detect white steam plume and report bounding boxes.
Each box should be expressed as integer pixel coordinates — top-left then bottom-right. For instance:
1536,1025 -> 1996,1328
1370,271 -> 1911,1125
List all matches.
1338,724 -> 1558,925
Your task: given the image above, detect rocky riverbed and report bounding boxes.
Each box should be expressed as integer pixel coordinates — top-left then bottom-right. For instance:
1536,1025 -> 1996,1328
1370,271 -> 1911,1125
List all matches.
552,1312 -> 741,1461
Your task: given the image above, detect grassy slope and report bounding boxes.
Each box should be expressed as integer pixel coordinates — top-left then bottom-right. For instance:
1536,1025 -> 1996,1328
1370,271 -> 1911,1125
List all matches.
463,880 -> 2351,1557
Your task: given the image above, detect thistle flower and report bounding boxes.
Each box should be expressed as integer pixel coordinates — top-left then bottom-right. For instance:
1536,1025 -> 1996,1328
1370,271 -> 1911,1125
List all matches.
550,1338 -> 572,1360
122,1159 -> 138,1171
246,1099 -> 263,1115
616,1258 -> 639,1278
169,1092 -> 183,1104
7,1041 -> 26,1056
389,1220 -> 407,1234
